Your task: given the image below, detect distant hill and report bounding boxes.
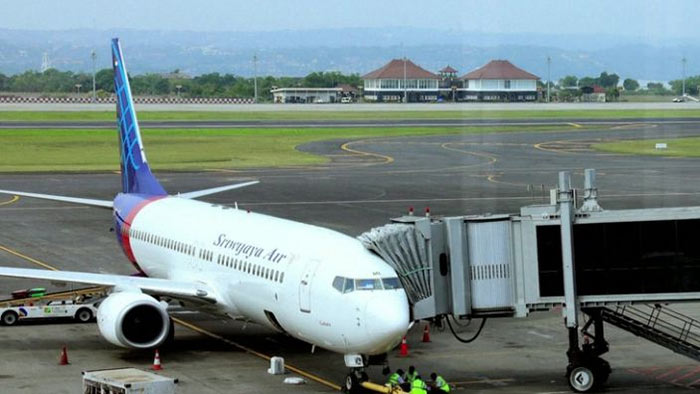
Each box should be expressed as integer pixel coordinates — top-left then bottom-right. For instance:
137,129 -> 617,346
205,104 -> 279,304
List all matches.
0,28 -> 696,82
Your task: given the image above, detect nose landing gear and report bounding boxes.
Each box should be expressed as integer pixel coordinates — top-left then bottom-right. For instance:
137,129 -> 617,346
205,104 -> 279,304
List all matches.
344,369 -> 369,394
343,353 -> 387,393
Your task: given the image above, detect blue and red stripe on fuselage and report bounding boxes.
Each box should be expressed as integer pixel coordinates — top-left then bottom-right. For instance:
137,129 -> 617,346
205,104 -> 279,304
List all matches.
113,193 -> 165,275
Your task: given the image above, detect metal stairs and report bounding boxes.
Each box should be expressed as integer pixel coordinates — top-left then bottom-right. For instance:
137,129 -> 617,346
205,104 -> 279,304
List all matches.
598,304 -> 699,362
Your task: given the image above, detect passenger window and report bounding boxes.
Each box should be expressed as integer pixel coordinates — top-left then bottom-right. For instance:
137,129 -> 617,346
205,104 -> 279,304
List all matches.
332,276 -> 344,292
280,272 -> 285,283
382,278 -> 402,289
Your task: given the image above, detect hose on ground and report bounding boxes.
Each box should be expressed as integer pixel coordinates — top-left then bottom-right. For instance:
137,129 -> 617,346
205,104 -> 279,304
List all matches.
445,315 -> 487,344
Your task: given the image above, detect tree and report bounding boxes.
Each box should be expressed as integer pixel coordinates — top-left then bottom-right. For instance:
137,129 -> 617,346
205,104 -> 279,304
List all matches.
0,72 -> 8,91
670,76 -> 700,96
606,87 -> 620,101
623,78 -> 639,91
598,72 -> 619,88
646,82 -> 671,95
578,77 -> 596,88
95,69 -> 115,93
560,75 -> 578,87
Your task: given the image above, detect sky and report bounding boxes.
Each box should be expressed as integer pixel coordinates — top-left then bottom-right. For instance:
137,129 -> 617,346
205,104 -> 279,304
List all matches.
1,0 -> 700,43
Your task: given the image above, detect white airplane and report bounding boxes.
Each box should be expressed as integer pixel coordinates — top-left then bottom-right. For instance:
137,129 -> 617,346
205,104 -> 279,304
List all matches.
0,38 -> 408,390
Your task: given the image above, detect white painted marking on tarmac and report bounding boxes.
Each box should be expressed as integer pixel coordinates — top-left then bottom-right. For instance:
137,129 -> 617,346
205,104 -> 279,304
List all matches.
528,330 -> 554,339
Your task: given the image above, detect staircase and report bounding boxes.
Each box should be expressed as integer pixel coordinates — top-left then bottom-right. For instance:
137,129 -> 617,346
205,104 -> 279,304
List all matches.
599,304 -> 699,361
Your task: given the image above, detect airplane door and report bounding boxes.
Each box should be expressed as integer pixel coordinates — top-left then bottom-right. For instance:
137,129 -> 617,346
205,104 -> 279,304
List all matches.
298,259 -> 321,313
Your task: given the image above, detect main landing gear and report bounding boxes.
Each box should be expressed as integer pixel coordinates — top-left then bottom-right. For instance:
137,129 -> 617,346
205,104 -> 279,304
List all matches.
566,309 -> 611,393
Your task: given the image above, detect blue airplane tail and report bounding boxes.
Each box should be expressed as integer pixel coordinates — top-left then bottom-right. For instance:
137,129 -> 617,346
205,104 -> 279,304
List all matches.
111,38 -> 166,196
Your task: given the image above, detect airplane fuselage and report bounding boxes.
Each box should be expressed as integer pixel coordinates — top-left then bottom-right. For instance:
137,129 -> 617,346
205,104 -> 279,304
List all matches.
113,193 -> 409,355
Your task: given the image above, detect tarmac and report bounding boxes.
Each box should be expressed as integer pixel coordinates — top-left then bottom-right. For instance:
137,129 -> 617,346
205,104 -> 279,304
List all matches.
1,120 -> 699,393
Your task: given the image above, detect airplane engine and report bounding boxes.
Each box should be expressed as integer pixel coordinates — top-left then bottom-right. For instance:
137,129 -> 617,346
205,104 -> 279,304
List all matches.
97,291 -> 170,348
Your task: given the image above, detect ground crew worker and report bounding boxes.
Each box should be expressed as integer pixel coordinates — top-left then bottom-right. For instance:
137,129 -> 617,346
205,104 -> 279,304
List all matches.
410,375 -> 427,394
383,367 -> 405,386
430,372 -> 450,392
406,365 -> 419,384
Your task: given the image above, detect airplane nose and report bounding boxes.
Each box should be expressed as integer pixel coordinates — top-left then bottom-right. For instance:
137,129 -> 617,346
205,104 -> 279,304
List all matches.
365,292 -> 410,352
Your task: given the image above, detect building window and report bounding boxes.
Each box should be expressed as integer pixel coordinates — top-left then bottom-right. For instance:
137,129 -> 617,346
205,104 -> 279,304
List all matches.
504,80 -> 511,89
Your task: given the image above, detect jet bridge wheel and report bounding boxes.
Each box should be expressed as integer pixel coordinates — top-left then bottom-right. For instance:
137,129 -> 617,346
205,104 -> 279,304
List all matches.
566,358 -> 610,393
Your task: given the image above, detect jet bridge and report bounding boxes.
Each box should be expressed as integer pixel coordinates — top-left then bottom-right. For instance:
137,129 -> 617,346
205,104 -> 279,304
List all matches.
359,169 -> 700,393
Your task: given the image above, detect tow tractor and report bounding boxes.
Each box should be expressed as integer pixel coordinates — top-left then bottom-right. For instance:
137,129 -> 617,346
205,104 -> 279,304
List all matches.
0,286 -> 106,326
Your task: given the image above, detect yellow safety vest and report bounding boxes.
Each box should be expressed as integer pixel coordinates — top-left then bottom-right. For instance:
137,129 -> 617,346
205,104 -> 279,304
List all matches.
436,376 -> 450,392
406,371 -> 418,383
387,372 -> 401,385
410,378 -> 427,394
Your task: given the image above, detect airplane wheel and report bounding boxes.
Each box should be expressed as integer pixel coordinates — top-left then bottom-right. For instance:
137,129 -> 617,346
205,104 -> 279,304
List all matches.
344,373 -> 359,393
1,311 -> 18,326
568,364 -> 596,393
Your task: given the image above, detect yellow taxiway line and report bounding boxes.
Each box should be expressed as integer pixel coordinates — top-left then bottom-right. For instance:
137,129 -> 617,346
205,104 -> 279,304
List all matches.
340,140 -> 395,164
0,195 -> 20,206
0,243 -> 342,391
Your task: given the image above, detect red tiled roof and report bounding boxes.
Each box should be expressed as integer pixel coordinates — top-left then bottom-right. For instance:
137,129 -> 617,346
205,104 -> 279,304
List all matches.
461,60 -> 539,80
440,65 -> 458,73
362,59 -> 438,79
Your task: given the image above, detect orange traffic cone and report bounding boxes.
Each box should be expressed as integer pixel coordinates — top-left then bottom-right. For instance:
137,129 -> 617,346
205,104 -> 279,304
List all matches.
152,349 -> 163,370
58,345 -> 69,365
399,336 -> 409,357
422,324 -> 431,343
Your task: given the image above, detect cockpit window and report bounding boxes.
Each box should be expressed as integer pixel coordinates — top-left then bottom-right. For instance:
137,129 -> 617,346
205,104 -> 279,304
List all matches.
343,278 -> 355,293
332,276 -> 344,292
355,278 -> 382,290
382,277 -> 402,289
333,276 -> 400,292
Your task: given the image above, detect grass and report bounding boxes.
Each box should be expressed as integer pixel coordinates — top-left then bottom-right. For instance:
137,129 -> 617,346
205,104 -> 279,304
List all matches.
0,125 -> 572,172
2,109 -> 700,122
593,137 -> 700,157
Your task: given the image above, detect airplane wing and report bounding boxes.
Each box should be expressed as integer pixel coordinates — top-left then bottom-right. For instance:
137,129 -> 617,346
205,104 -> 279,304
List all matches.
177,180 -> 259,200
0,267 -> 217,304
0,189 -> 113,209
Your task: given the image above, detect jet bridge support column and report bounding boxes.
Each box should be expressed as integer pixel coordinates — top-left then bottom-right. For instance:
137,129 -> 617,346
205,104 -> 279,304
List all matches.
559,171 -> 611,393
559,171 -> 579,331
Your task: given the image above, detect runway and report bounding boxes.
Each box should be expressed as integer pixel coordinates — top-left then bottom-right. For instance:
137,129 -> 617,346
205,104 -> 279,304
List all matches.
1,120 -> 699,393
2,117 -> 700,129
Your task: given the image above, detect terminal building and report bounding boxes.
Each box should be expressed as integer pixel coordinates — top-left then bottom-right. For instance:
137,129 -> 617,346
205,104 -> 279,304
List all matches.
361,59 -> 440,102
361,59 -> 539,102
458,60 -> 539,101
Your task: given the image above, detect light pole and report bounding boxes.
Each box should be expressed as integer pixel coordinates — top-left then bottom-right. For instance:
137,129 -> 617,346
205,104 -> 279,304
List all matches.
253,54 -> 258,103
547,56 -> 551,103
175,84 -> 182,97
403,57 -> 407,103
75,84 -> 82,95
682,57 -> 687,97
91,50 -> 97,103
